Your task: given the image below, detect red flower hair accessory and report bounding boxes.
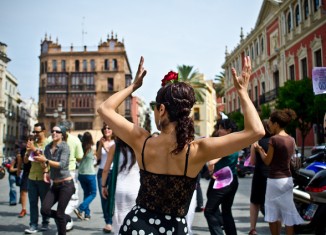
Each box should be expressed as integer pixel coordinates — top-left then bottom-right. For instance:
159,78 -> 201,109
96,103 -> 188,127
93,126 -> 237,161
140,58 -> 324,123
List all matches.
161,71 -> 179,86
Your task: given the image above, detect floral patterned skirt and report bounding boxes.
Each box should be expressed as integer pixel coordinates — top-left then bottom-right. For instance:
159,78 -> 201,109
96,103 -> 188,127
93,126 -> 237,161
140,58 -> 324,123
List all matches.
118,205 -> 189,235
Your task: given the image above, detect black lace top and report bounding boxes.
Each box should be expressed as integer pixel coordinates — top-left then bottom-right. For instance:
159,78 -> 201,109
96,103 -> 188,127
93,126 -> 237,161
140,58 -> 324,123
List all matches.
135,136 -> 197,217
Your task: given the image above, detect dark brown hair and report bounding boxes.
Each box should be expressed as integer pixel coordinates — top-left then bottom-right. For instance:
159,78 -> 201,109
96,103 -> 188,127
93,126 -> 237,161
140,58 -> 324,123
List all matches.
262,119 -> 272,138
116,137 -> 136,173
156,82 -> 196,154
270,108 -> 297,128
81,131 -> 94,154
101,123 -> 111,137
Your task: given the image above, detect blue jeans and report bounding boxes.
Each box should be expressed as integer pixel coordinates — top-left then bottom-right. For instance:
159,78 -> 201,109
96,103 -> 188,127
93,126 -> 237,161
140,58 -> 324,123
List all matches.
204,176 -> 239,235
78,174 -> 97,216
8,174 -> 17,204
28,179 -> 50,228
97,169 -> 112,225
41,179 -> 75,235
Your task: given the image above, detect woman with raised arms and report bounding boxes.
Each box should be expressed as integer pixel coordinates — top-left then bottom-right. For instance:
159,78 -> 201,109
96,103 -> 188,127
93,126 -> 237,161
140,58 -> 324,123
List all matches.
97,56 -> 264,234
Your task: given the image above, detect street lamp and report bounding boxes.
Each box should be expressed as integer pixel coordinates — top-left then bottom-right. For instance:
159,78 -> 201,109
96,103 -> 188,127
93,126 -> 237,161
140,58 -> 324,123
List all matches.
53,103 -> 66,121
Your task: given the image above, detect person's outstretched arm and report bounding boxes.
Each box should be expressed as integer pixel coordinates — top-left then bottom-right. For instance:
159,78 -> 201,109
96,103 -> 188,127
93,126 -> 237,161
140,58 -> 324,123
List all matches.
101,144 -> 116,199
197,57 -> 265,162
97,57 -> 148,151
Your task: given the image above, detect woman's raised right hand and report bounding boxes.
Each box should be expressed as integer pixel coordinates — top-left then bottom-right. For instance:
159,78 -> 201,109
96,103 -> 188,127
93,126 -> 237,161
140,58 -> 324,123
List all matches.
132,56 -> 147,91
231,56 -> 251,95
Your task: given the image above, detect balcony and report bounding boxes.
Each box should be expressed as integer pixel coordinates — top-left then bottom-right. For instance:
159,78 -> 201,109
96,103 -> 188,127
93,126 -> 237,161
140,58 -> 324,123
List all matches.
5,134 -> 16,144
46,85 -> 67,92
70,108 -> 95,114
71,84 -> 95,91
259,88 -> 279,105
46,108 -> 63,114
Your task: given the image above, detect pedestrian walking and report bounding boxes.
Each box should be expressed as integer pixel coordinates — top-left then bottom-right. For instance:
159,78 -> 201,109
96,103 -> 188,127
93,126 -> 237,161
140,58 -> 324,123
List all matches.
102,137 -> 140,234
97,56 -> 264,234
56,120 -> 83,231
74,131 -> 97,221
35,125 -> 75,235
248,120 -> 272,235
204,119 -> 240,235
16,136 -> 32,218
254,109 -> 304,235
96,123 -> 115,233
8,149 -> 18,206
24,123 -> 50,234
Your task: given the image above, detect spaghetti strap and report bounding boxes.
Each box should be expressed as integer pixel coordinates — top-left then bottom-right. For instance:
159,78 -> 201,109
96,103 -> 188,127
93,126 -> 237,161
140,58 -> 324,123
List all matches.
141,135 -> 152,171
184,144 -> 190,176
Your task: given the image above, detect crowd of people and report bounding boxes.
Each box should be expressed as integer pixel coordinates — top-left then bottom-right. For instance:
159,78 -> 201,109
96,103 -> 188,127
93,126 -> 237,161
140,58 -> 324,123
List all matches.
4,56 -> 305,235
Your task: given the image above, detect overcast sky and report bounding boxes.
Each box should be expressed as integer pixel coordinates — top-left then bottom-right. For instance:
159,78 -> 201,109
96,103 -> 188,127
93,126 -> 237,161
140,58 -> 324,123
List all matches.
1,0 -> 263,105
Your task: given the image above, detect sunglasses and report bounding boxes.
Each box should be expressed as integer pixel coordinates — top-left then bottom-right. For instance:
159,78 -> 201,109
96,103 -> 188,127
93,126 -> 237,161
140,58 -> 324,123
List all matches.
51,130 -> 62,134
102,127 -> 111,130
150,101 -> 158,111
32,130 -> 42,134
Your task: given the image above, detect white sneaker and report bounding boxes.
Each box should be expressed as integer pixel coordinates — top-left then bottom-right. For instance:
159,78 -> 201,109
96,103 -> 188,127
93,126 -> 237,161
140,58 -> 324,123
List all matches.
24,226 -> 38,234
66,220 -> 73,231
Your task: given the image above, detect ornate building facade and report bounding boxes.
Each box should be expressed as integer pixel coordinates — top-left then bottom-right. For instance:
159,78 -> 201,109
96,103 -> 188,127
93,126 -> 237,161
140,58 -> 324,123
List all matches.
0,42 -> 22,158
38,32 -> 133,132
223,0 -> 326,147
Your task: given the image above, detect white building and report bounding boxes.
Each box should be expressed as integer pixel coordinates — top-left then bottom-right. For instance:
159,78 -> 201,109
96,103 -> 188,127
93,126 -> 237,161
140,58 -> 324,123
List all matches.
0,42 -> 22,159
192,75 -> 217,137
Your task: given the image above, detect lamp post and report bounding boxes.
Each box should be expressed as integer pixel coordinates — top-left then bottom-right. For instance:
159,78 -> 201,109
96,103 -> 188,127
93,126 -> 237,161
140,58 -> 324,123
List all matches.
53,103 -> 66,122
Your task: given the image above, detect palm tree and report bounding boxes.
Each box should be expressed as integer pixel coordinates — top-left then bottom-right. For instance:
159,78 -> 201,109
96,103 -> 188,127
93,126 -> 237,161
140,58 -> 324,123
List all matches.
177,65 -> 207,103
214,71 -> 225,98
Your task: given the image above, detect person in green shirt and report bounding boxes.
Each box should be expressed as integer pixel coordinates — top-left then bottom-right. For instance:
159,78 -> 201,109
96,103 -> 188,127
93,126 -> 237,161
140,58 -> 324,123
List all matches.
74,131 -> 97,221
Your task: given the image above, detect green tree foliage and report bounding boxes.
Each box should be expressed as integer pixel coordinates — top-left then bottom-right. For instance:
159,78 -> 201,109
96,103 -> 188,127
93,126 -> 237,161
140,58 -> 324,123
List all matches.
260,104 -> 271,120
177,65 -> 207,103
214,71 -> 226,98
276,78 -> 326,156
228,111 -> 244,131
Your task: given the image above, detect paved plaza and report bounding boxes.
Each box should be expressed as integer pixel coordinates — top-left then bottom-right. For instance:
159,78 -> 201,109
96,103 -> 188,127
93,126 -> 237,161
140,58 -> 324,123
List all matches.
0,171 -> 271,234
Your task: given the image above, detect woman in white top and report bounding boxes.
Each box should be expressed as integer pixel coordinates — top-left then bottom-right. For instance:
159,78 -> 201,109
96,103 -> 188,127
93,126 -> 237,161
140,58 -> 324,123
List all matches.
102,137 -> 140,234
96,124 -> 115,233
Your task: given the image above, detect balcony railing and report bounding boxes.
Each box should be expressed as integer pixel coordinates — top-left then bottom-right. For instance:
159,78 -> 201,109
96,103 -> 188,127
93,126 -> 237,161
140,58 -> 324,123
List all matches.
46,85 -> 67,91
70,108 -> 95,114
46,108 -> 64,114
71,84 -> 95,91
259,88 -> 279,105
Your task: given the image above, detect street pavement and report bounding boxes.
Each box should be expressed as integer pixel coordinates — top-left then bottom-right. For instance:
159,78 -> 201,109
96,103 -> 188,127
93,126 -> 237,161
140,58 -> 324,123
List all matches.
0,171 -> 271,235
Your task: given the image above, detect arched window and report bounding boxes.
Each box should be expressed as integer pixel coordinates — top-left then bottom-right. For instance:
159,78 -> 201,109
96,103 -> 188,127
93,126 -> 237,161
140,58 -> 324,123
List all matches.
104,59 -> 109,70
112,59 -> 118,70
287,11 -> 292,33
83,60 -> 87,72
75,60 -> 80,72
295,5 -> 300,26
304,0 -> 309,19
90,59 -> 95,71
260,37 -> 264,54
